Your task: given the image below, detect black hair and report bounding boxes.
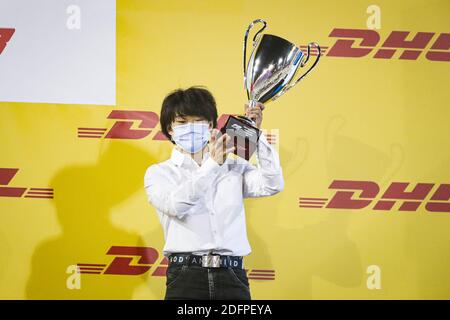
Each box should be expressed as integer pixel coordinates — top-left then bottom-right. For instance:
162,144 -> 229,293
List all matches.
160,86 -> 218,144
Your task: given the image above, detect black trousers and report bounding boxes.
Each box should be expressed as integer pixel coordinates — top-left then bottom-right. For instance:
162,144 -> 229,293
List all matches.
164,263 -> 251,300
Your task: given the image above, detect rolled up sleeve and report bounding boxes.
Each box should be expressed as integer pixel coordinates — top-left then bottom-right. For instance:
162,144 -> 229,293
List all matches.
144,157 -> 221,219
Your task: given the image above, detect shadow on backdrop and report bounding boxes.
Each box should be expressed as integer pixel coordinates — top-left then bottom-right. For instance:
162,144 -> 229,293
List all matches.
244,115 -> 404,298
26,139 -> 156,299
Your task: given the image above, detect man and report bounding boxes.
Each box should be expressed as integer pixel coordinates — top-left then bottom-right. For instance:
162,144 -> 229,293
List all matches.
144,86 -> 284,300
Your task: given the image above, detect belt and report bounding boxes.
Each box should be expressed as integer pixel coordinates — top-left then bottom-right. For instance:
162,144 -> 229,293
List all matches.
168,253 -> 244,269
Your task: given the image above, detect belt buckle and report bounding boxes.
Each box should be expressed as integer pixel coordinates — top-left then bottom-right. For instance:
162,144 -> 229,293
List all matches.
202,254 -> 221,268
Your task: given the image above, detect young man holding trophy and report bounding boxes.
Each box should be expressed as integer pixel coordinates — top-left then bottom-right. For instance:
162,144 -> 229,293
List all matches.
144,86 -> 284,300
144,19 -> 320,300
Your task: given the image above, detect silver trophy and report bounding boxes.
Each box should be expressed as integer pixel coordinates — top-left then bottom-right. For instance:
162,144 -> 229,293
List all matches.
222,19 -> 321,160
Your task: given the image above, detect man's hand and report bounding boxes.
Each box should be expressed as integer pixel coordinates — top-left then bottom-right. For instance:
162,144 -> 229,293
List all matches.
244,102 -> 265,129
209,129 -> 235,165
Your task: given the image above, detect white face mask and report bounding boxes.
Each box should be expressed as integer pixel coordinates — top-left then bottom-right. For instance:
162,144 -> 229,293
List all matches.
171,122 -> 211,154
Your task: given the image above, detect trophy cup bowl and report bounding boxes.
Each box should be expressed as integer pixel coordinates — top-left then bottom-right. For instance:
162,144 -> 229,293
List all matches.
221,19 -> 321,160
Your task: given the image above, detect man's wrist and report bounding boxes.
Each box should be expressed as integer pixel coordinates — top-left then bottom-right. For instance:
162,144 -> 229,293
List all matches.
204,156 -> 222,170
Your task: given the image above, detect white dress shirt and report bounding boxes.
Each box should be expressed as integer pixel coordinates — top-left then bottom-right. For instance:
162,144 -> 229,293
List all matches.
144,132 -> 284,257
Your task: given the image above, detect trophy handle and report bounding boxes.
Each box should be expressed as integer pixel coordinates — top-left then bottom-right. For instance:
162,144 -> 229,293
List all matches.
272,42 -> 321,100
243,19 -> 267,100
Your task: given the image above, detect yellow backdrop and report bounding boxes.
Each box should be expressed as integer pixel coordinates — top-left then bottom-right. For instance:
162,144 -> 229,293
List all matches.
1,0 -> 449,299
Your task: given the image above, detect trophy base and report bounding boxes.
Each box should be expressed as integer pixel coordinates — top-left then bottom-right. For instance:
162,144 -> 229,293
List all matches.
220,115 -> 261,160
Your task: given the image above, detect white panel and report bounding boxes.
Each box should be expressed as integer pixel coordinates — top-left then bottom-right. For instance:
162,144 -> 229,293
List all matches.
0,0 -> 116,105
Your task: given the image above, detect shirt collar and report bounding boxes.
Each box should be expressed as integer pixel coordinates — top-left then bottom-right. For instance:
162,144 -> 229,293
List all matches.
170,146 -> 210,168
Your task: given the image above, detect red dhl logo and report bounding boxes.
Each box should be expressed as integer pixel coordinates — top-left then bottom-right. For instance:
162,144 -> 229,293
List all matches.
304,28 -> 449,62
77,246 -> 276,281
0,28 -> 14,55
299,180 -> 449,212
0,168 -> 54,199
78,112 -> 278,143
